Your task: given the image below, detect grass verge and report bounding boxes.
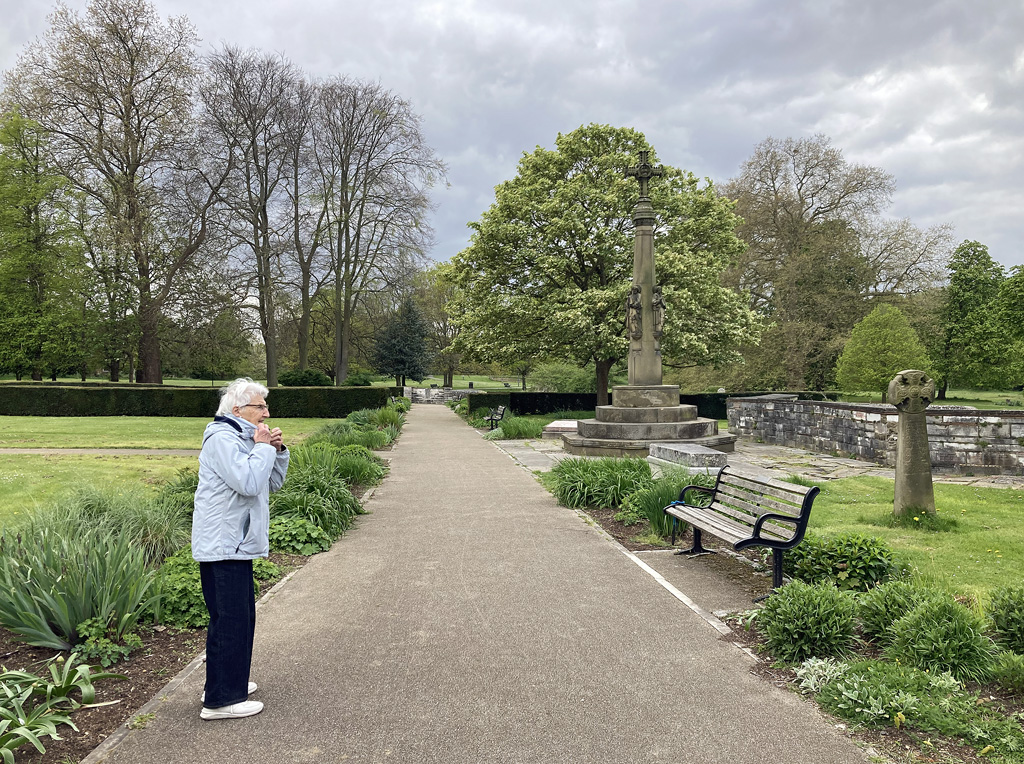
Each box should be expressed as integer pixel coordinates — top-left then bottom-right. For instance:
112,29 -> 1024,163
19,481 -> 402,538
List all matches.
0,453 -> 195,526
0,416 -> 325,449
809,476 -> 1024,601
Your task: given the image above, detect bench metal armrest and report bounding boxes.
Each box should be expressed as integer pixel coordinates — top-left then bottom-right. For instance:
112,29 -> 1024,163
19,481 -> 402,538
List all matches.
750,511 -> 800,539
664,484 -> 714,512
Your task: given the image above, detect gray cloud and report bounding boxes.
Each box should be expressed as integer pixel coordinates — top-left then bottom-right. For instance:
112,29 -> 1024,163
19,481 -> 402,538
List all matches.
3,0 -> 1021,268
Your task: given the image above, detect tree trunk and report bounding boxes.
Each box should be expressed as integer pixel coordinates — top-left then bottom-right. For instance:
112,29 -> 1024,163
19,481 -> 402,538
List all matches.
595,358 -> 614,407
31,369 -> 42,381
937,380 -> 947,400
137,288 -> 163,383
444,370 -> 454,387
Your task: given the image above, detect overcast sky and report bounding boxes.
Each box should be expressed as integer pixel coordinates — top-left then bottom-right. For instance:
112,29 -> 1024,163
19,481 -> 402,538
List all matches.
3,0 -> 1023,269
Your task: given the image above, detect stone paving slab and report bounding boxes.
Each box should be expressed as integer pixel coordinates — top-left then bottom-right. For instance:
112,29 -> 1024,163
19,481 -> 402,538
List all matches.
494,432 -> 1024,489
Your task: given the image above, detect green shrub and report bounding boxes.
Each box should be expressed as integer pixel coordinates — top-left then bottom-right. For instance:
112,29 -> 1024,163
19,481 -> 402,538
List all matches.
252,557 -> 281,582
344,408 -> 374,428
616,468 -> 715,536
794,657 -> 849,694
990,650 -> 1024,694
758,580 -> 857,663
35,484 -> 191,566
332,453 -> 387,488
0,653 -> 125,760
278,368 -> 333,386
269,516 -> 333,555
390,396 -> 412,413
816,659 -> 958,727
784,532 -> 900,591
157,467 -> 199,512
0,527 -> 156,650
490,416 -> 544,439
333,444 -> 387,466
271,475 -> 361,539
886,597 -> 997,682
370,407 -> 406,429
988,584 -> 1024,654
75,617 -> 143,667
815,659 -> 1024,757
858,581 -> 937,645
549,457 -> 653,509
152,548 -> 207,629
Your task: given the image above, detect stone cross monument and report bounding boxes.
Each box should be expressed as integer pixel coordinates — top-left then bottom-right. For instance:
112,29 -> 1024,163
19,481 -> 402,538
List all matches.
624,150 -> 665,386
887,369 -> 936,517
561,149 -> 737,457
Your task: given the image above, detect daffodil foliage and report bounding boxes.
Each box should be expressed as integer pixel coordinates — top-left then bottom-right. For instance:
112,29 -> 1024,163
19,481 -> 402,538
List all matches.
449,123 -> 759,397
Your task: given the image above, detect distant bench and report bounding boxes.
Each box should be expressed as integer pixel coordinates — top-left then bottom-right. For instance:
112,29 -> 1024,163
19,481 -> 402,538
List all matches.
663,466 -> 819,589
485,405 -> 506,430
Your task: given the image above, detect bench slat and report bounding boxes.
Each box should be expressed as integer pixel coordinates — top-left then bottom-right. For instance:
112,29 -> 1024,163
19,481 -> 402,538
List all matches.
666,502 -> 793,543
666,505 -> 749,544
719,469 -> 815,499
716,482 -> 804,518
706,490 -> 802,536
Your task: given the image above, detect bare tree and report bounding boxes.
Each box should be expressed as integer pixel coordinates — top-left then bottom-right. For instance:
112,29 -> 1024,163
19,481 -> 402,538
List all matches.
280,77 -> 331,372
5,0 -> 226,382
200,45 -> 304,387
312,78 -> 446,384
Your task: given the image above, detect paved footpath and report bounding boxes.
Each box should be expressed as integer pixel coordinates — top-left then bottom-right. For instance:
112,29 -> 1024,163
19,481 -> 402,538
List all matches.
91,405 -> 870,764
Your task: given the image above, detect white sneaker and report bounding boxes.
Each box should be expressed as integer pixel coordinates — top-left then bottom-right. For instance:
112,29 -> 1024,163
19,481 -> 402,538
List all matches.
200,700 -> 264,720
201,681 -> 257,703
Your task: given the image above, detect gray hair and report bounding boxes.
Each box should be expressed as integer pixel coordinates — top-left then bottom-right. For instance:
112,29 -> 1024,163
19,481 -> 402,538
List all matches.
217,378 -> 270,416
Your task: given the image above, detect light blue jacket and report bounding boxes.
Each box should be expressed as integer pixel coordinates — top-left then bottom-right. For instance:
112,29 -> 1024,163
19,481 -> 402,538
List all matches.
191,415 -> 290,562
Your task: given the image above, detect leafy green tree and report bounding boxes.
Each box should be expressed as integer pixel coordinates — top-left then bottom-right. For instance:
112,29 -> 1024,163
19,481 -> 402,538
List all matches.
0,111 -> 92,380
994,265 -> 1024,389
722,135 -> 951,390
835,304 -> 931,398
372,299 -> 431,386
934,240 -> 1008,396
449,123 -> 758,405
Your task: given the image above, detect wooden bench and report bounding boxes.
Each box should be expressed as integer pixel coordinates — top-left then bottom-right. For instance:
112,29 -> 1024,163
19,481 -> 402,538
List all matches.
484,405 -> 506,430
663,466 -> 819,589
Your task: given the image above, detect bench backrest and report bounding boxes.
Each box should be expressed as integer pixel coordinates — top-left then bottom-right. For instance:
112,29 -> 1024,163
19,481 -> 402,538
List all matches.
712,467 -> 819,543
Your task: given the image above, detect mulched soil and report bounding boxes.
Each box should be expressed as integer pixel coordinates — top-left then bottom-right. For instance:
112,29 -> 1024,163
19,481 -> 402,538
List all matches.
2,553 -> 307,764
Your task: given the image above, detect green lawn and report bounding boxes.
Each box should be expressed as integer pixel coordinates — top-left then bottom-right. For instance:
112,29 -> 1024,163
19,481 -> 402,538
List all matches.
808,476 -> 1024,602
0,453 -> 195,527
839,388 -> 1024,409
0,416 -> 325,449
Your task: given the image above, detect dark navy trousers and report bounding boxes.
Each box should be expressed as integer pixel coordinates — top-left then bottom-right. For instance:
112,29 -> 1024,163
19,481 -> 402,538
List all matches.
199,559 -> 256,708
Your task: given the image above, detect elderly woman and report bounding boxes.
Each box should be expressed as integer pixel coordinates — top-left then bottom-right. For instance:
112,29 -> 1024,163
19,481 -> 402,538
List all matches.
192,378 -> 289,720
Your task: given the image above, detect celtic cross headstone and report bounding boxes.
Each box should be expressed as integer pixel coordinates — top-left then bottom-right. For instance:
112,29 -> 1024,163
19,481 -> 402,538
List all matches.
887,369 -> 936,516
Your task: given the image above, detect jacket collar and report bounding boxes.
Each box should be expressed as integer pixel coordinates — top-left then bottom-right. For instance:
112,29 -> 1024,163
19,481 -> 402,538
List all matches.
214,415 -> 255,436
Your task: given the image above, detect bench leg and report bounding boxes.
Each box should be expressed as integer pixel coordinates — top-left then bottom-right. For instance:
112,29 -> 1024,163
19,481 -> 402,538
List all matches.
772,550 -> 784,589
673,526 -> 712,557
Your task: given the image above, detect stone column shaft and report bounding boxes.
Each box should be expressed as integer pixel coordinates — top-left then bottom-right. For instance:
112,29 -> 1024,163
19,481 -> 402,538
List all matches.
628,198 -> 662,387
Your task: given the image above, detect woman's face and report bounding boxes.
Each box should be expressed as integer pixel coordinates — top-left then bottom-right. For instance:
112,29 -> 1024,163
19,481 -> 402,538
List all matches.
233,396 -> 269,427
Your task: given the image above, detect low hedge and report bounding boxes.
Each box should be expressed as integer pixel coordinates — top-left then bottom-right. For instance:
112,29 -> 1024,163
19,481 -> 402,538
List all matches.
466,390 -> 840,419
0,384 -> 400,417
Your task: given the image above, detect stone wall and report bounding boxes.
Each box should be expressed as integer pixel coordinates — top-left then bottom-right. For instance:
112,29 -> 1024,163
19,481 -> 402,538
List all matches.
727,394 -> 1024,475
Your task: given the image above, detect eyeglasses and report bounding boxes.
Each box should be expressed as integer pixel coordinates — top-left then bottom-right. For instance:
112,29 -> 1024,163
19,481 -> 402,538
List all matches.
240,403 -> 269,411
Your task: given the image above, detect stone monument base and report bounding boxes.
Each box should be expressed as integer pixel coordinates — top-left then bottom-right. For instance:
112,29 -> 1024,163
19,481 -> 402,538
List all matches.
561,384 -> 736,458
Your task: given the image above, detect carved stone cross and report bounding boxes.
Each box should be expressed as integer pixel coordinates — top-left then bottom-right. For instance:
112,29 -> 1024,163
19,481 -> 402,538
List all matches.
624,150 -> 663,199
887,370 -> 936,516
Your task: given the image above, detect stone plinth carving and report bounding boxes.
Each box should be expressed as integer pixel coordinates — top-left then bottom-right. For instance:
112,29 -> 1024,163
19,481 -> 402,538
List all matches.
887,370 -> 936,516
